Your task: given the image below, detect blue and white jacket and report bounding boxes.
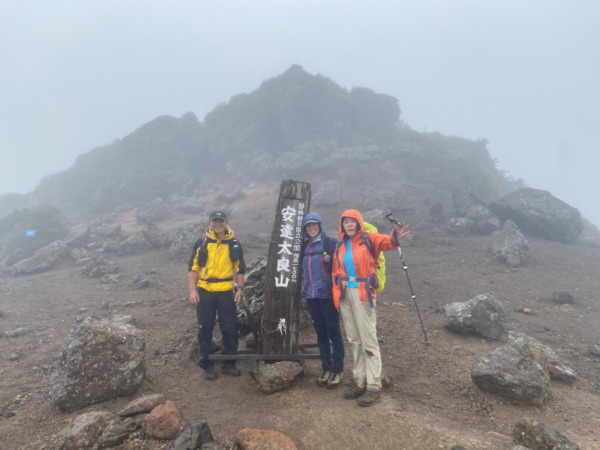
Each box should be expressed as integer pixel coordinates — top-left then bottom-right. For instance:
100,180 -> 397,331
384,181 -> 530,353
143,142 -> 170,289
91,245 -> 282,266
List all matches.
301,212 -> 339,300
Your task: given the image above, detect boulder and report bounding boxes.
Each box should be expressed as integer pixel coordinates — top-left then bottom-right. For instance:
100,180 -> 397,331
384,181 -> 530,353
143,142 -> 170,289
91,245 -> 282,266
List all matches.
49,315 -> 146,412
167,421 -> 214,450
81,255 -> 118,278
5,240 -> 70,275
447,205 -> 500,237
181,198 -> 204,214
362,186 -> 407,213
118,394 -> 166,417
551,291 -> 574,304
428,201 -> 445,223
136,200 -> 170,224
253,361 -> 304,394
447,217 -> 475,237
471,340 -> 551,406
0,248 -> 26,267
142,400 -> 183,440
237,258 -> 267,337
113,232 -> 153,255
507,332 -> 576,385
589,341 -> 600,357
60,411 -> 118,450
489,188 -> 583,243
92,222 -> 122,238
452,186 -> 485,215
68,223 -> 92,242
236,428 -> 297,450
166,223 -> 205,262
465,204 -> 501,234
140,223 -> 167,249
100,416 -> 143,448
490,220 -> 529,267
513,418 -> 579,449
443,293 -> 506,340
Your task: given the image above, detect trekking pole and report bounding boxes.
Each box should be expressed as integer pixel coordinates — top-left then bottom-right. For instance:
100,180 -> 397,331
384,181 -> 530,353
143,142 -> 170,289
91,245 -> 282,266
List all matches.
386,213 -> 429,344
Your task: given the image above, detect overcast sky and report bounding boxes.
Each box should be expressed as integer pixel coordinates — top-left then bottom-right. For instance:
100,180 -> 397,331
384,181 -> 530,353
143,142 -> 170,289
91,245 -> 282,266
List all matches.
1,1 -> 599,225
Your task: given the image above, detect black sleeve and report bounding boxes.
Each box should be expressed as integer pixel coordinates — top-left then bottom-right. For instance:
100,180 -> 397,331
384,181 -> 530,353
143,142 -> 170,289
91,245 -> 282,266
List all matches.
188,239 -> 202,272
236,240 -> 246,275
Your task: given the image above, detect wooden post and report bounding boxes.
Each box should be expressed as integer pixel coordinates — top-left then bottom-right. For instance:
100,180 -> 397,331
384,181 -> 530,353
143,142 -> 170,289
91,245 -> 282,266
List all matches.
260,180 -> 311,355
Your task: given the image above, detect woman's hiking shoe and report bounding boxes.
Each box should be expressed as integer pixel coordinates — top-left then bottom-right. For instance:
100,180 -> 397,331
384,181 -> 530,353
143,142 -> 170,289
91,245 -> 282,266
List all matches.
343,384 -> 366,399
327,372 -> 343,389
317,371 -> 332,387
204,366 -> 217,380
221,365 -> 241,377
358,390 -> 381,407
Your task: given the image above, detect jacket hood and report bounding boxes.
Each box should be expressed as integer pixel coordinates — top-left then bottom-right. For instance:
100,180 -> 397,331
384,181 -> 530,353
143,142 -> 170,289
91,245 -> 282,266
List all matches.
339,209 -> 364,240
302,212 -> 324,238
206,227 -> 234,240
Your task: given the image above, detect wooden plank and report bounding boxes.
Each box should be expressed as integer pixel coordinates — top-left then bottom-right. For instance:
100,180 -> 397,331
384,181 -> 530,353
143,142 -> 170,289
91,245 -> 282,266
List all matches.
208,353 -> 320,360
260,180 -> 311,355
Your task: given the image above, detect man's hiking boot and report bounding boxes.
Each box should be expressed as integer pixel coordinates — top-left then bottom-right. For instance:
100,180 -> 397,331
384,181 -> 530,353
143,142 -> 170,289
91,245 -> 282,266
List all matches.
327,372 -> 343,389
317,371 -> 332,387
221,365 -> 241,377
358,390 -> 381,407
343,384 -> 366,399
204,366 -> 217,381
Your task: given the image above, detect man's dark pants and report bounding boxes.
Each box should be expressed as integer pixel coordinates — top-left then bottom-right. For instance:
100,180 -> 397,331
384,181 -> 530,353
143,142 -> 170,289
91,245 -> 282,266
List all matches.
196,287 -> 238,369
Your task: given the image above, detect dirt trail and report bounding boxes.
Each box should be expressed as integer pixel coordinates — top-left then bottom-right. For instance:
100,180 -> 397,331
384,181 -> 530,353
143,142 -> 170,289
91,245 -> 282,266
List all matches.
1,198 -> 600,449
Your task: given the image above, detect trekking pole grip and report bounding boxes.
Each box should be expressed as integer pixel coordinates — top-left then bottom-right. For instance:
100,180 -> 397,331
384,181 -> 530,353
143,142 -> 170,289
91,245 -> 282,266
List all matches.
386,213 -> 403,245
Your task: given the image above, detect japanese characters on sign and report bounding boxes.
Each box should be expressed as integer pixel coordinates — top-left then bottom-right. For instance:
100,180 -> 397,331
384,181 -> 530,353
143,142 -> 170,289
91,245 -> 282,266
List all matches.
275,202 -> 305,289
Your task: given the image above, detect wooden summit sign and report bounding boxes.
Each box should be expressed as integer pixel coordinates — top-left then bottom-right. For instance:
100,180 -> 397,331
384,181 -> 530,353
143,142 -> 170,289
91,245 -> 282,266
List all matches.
260,180 -> 311,355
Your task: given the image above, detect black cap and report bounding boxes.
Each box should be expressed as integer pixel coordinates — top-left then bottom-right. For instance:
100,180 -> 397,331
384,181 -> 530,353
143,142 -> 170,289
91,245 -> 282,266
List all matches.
209,210 -> 227,221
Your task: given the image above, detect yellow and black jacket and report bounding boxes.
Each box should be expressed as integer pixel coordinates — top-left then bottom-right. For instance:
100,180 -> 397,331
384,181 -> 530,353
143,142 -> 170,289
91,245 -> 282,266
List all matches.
188,228 -> 246,292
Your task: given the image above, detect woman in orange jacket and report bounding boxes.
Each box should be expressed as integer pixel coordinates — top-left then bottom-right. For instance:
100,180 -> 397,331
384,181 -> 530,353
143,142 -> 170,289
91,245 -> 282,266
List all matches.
332,209 -> 410,407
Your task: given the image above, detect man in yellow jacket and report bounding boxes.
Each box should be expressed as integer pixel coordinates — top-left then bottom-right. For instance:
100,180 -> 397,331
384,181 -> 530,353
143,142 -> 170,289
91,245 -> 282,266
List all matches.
188,210 -> 246,380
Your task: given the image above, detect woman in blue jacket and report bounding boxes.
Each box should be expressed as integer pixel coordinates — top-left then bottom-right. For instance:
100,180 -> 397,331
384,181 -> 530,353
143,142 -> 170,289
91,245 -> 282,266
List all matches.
302,212 -> 345,388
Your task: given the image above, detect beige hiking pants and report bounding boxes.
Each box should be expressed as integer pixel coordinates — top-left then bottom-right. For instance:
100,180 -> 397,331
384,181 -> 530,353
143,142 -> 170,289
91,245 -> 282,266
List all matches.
339,286 -> 382,391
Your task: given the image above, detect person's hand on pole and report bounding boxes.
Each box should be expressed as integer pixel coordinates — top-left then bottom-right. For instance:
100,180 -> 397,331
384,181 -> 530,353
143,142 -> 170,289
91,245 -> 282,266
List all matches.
391,222 -> 410,244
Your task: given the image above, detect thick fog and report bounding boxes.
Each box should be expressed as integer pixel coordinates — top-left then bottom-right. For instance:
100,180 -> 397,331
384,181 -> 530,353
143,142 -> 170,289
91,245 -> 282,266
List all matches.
1,1 -> 599,225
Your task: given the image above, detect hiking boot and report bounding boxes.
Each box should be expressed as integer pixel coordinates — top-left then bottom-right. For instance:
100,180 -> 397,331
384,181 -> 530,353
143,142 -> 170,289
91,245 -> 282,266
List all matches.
327,372 -> 343,389
204,366 -> 217,380
221,365 -> 241,377
343,384 -> 366,399
358,390 -> 381,407
317,371 -> 332,387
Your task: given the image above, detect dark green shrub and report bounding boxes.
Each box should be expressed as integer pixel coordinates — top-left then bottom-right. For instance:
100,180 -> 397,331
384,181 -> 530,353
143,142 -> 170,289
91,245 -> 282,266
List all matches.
0,207 -> 68,256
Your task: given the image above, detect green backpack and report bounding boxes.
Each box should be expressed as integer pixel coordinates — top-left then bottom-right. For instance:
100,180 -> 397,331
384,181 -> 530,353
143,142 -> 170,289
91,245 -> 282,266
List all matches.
362,222 -> 386,293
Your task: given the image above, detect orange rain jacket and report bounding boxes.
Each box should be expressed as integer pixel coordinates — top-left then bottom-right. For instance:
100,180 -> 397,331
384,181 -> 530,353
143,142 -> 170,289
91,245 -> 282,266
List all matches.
332,209 -> 399,309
